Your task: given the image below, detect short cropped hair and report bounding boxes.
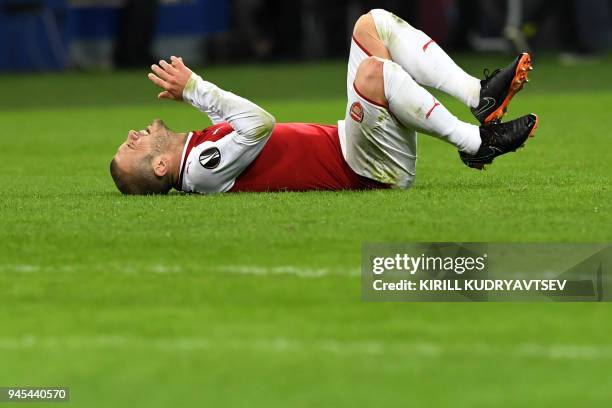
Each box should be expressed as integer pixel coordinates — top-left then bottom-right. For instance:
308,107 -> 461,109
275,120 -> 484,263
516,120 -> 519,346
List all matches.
110,155 -> 172,195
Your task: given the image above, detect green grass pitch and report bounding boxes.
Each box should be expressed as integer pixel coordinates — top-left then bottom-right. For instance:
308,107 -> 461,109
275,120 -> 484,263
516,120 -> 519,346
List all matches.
1,54 -> 611,407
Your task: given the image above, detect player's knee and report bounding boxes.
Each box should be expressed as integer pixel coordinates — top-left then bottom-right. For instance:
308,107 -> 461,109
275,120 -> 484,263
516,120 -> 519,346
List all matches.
356,56 -> 383,81
353,13 -> 372,35
353,11 -> 391,60
354,57 -> 387,106
353,10 -> 384,34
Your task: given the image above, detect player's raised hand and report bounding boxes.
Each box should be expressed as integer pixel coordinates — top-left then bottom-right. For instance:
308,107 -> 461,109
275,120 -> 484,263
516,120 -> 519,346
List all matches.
148,56 -> 193,101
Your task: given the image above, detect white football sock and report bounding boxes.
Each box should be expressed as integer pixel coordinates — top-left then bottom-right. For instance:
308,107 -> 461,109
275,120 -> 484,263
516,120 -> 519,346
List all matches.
383,60 -> 481,154
371,8 -> 481,109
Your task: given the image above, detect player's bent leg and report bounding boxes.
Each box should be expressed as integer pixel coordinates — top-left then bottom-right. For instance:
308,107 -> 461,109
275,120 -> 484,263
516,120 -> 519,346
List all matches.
368,9 -> 481,109
365,9 -> 532,125
344,11 -> 537,182
381,59 -> 481,154
353,56 -> 476,153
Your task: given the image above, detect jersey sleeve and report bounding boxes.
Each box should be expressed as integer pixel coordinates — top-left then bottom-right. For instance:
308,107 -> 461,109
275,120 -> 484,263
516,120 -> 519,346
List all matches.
182,73 -> 275,145
180,74 -> 276,194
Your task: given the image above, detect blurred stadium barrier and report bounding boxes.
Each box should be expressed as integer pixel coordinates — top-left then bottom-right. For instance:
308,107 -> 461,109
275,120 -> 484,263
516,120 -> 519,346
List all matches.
1,0 -> 610,72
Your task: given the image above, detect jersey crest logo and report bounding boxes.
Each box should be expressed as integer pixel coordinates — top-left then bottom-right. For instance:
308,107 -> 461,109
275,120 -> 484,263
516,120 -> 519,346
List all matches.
350,102 -> 364,123
199,147 -> 221,169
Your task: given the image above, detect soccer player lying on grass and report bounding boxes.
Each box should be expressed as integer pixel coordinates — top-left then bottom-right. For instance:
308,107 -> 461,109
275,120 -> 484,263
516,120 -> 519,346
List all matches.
110,9 -> 538,195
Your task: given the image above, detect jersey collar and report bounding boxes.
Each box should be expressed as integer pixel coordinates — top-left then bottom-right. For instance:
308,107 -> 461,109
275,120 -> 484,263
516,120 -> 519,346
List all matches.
175,132 -> 193,191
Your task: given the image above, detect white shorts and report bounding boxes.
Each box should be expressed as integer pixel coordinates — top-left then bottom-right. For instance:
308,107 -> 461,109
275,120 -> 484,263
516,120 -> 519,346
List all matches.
338,36 -> 417,189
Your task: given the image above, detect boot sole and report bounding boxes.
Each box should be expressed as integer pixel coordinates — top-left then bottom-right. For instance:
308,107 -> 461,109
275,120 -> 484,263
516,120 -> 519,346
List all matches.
483,53 -> 533,125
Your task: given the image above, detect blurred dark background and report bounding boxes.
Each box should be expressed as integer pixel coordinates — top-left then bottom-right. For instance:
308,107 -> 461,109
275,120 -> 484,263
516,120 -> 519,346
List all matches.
1,0 -> 611,72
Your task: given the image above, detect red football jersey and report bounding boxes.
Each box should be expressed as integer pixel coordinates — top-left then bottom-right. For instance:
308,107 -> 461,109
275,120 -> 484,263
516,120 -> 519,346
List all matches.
177,122 -> 388,193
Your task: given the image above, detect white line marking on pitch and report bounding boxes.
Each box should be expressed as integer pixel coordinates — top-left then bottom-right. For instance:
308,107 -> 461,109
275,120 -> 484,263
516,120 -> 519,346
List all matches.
1,335 -> 611,360
0,264 -> 360,278
215,265 -> 330,278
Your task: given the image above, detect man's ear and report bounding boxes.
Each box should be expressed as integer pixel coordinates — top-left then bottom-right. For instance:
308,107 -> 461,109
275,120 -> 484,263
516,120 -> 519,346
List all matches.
153,155 -> 169,177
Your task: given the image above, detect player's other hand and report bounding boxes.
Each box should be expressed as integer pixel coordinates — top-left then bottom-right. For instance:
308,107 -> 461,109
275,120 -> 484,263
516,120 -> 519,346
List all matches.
148,56 -> 193,101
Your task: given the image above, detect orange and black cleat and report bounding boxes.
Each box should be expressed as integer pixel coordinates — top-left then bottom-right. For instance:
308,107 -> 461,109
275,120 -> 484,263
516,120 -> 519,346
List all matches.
471,53 -> 533,125
460,114 -> 539,170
